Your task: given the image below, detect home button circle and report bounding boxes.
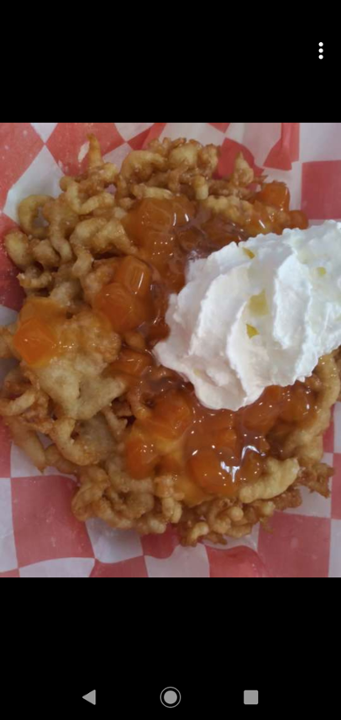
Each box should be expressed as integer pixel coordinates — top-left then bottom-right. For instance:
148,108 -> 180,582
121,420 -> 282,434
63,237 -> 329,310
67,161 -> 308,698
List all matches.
160,687 -> 181,708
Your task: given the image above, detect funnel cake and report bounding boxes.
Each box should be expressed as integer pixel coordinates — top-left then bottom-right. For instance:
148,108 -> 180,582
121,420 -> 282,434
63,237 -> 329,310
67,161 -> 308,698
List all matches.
0,136 -> 338,546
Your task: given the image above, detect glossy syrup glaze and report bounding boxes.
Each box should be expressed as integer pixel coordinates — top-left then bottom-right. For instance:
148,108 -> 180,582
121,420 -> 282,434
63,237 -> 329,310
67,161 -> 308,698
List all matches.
13,187 -> 315,504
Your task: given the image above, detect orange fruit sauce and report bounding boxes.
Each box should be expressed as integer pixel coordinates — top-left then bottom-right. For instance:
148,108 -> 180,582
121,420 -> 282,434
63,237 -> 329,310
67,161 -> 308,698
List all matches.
13,183 -> 314,505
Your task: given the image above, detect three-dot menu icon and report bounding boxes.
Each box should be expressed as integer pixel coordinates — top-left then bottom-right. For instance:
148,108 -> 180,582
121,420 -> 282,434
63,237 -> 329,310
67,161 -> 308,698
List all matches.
319,42 -> 324,59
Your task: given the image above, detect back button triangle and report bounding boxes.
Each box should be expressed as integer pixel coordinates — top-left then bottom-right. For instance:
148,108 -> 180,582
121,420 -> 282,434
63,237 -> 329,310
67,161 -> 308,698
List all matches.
82,690 -> 96,705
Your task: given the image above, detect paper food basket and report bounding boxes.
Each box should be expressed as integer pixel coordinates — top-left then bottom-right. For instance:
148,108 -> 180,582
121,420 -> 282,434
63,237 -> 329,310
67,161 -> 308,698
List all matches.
0,122 -> 340,578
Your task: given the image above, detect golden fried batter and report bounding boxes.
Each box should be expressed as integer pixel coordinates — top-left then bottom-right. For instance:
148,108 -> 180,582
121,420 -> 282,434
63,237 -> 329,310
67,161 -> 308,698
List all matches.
0,135 -> 338,546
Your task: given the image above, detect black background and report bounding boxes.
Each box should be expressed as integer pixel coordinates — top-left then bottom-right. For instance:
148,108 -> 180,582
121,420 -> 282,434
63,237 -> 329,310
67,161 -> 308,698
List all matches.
3,581 -> 339,715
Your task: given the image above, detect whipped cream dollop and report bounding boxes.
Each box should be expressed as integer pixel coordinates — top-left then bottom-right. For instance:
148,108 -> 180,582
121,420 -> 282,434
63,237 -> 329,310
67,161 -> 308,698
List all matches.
154,220 -> 341,411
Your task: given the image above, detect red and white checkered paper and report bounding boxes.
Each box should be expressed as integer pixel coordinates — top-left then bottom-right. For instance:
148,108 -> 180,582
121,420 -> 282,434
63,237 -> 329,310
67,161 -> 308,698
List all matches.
1,122 -> 341,578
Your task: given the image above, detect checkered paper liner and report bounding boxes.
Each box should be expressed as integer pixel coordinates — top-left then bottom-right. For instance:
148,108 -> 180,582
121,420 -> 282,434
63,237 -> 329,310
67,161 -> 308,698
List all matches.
1,122 -> 341,578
